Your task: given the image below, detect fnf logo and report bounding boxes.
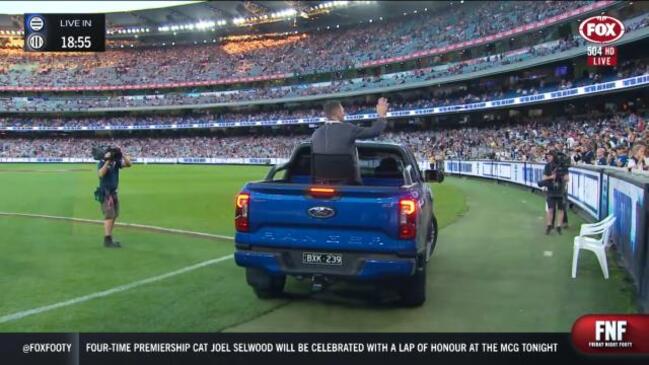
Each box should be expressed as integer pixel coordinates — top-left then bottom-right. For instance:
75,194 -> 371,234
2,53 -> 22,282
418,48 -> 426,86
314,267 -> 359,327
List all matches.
595,320 -> 627,342
572,315 -> 649,354
579,16 -> 625,44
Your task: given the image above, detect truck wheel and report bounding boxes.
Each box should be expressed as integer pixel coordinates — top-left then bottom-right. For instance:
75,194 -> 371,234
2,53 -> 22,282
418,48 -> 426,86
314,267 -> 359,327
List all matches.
425,215 -> 438,262
399,257 -> 426,307
246,268 -> 286,299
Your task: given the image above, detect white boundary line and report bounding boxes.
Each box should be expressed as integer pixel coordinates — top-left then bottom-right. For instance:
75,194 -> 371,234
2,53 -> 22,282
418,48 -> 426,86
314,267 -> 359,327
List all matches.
0,212 -> 234,240
0,255 -> 234,324
0,211 -> 236,324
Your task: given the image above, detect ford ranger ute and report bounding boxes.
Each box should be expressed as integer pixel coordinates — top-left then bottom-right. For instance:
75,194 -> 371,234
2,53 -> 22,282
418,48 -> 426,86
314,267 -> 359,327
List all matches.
233,141 -> 442,306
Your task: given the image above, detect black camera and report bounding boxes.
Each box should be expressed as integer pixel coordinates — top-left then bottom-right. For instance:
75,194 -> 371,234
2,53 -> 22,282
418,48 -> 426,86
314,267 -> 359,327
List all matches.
92,146 -> 122,162
537,151 -> 569,197
554,151 -> 571,175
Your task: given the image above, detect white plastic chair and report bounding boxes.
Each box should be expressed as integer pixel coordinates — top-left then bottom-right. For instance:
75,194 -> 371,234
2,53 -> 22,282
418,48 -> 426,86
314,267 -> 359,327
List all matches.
571,216 -> 616,279
579,214 -> 615,235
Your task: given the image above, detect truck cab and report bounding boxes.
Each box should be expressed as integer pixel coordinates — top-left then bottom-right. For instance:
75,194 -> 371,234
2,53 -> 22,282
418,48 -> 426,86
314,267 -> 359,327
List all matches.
234,141 -> 442,306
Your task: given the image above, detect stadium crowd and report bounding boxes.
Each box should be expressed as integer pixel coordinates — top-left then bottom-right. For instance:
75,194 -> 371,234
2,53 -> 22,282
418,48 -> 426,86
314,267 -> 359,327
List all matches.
4,10 -> 649,112
2,112 -> 647,172
2,57 -> 648,129
0,1 -> 610,87
0,36 -> 590,112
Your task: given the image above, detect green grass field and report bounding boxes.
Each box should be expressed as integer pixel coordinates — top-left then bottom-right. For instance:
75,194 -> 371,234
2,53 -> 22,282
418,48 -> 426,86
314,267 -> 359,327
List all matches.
0,163 -> 638,332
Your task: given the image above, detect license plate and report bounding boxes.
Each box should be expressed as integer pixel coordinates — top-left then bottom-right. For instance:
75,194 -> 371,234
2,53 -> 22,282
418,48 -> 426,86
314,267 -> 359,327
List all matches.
302,252 -> 343,266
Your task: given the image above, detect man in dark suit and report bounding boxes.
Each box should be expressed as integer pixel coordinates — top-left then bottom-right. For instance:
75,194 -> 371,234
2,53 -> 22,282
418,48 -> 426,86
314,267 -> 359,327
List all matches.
311,97 -> 389,183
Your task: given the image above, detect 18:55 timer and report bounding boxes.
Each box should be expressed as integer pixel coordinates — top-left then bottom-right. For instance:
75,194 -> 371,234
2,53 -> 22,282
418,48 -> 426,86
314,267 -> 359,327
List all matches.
61,36 -> 91,49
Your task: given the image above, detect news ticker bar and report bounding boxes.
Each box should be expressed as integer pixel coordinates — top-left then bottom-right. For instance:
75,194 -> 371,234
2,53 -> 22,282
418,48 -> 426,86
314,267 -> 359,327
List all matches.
24,14 -> 105,52
2,328 -> 648,365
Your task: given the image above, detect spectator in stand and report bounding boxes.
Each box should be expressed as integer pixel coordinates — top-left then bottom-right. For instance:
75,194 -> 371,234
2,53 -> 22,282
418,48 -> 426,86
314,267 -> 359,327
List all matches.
595,147 -> 608,166
615,146 -> 630,167
572,144 -> 593,165
607,149 -> 618,167
628,142 -> 648,171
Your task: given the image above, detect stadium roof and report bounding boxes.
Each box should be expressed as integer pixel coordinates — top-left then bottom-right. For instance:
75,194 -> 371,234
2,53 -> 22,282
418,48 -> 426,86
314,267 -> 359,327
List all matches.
0,1 -> 329,27
0,1 -> 446,30
0,1 -> 200,14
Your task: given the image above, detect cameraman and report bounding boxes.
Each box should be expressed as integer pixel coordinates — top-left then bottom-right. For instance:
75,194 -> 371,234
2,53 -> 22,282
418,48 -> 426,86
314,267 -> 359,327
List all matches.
97,147 -> 131,248
541,150 -> 569,235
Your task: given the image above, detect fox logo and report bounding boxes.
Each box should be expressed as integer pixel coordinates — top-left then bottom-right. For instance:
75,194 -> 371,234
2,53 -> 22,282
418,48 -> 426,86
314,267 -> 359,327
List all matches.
579,16 -> 625,44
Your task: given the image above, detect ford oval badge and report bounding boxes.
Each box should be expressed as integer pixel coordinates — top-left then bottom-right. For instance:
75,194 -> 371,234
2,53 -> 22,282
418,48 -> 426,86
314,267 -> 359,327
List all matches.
308,206 -> 335,219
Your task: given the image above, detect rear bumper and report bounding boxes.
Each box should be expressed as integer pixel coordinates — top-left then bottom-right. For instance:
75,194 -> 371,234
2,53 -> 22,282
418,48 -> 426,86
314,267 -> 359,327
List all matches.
234,247 -> 416,280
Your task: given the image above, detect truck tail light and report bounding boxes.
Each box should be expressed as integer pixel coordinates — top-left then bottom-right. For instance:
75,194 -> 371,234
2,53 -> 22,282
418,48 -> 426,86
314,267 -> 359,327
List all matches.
308,186 -> 336,198
399,198 -> 417,240
235,192 -> 250,232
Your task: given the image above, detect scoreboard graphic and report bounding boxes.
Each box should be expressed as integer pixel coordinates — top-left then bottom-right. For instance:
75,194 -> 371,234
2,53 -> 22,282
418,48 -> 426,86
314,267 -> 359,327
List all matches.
24,13 -> 105,52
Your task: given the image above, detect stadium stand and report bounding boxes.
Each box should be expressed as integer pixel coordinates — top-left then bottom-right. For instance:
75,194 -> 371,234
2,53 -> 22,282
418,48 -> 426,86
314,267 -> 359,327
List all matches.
2,57 -> 648,128
2,112 -> 647,172
2,13 -> 648,111
0,35 -> 594,111
0,1 -> 604,88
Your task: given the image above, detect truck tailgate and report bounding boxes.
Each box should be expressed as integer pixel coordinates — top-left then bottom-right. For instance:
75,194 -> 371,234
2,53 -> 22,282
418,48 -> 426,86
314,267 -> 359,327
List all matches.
236,183 -> 416,254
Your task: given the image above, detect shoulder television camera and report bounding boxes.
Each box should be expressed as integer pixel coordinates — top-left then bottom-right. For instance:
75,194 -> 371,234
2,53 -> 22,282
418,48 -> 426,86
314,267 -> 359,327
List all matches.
553,151 -> 571,175
92,146 -> 123,162
537,151 -> 570,196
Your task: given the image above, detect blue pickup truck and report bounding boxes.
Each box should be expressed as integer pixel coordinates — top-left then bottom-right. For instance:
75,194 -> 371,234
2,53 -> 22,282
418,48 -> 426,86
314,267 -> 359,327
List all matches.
234,141 -> 442,306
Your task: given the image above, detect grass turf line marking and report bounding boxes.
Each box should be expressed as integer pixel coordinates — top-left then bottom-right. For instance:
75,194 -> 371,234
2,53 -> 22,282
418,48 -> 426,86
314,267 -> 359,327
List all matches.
0,212 -> 233,240
0,168 -> 90,173
0,254 -> 234,324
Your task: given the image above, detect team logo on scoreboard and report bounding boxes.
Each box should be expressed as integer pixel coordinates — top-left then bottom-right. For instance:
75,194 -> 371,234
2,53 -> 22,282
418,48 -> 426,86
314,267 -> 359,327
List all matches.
579,16 -> 625,67
28,15 -> 45,32
26,33 -> 45,50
